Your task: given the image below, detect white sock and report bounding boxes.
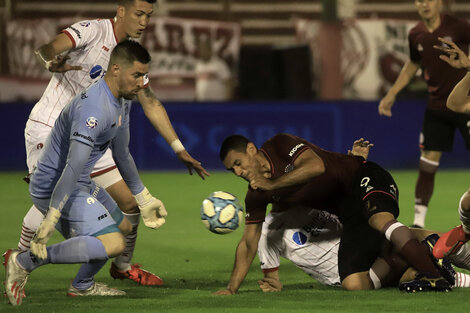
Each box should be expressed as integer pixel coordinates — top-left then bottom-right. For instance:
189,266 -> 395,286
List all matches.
113,213 -> 140,271
454,272 -> 470,288
413,204 -> 427,228
458,193 -> 470,234
18,205 -> 44,250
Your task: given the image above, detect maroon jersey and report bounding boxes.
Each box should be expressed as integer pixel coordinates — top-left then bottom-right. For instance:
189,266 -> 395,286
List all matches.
408,14 -> 470,111
244,134 -> 364,224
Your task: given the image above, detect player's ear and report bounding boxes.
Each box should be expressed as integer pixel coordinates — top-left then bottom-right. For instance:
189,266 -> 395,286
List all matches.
117,5 -> 125,19
246,142 -> 257,156
110,63 -> 120,76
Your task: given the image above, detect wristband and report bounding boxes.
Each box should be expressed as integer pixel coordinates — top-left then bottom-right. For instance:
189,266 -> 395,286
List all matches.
170,139 -> 185,153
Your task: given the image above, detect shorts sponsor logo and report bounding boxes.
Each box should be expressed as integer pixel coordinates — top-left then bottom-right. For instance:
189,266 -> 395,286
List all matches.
98,213 -> 108,220
79,21 -> 90,27
86,117 -> 98,129
360,177 -> 370,187
36,143 -> 43,150
73,131 -> 94,143
292,231 -> 307,245
89,65 -> 103,79
288,143 -> 305,157
87,197 -> 96,204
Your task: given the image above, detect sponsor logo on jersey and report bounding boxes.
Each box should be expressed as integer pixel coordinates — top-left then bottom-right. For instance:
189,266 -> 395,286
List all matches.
360,177 -> 370,187
102,45 -> 109,52
36,143 -> 43,150
73,131 -> 94,143
86,117 -> 98,129
81,92 -> 88,99
79,21 -> 90,27
90,65 -> 103,79
285,164 -> 294,173
417,43 -> 423,51
68,26 -> 81,39
288,143 -> 305,157
97,213 -> 108,220
292,231 -> 308,245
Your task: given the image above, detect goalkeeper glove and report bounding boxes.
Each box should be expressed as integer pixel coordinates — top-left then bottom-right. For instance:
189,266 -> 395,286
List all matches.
31,207 -> 61,260
134,187 -> 167,229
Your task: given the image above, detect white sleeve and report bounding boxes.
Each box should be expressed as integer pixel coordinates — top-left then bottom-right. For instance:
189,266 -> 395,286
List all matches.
62,19 -> 100,49
258,220 -> 283,271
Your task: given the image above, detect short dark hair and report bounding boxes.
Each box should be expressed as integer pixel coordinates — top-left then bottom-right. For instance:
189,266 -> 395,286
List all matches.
109,40 -> 151,68
219,135 -> 251,161
118,0 -> 157,6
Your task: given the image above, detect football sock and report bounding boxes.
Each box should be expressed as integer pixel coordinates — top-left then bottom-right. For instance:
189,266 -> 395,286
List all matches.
454,272 -> 470,288
16,236 -> 108,272
72,259 -> 108,290
413,157 -> 438,227
112,213 -> 140,271
17,205 -> 44,251
448,243 -> 470,271
383,220 -> 440,277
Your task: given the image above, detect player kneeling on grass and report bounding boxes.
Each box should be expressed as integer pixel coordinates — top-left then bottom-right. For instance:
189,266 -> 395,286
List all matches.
4,40 -> 165,306
257,208 -> 470,292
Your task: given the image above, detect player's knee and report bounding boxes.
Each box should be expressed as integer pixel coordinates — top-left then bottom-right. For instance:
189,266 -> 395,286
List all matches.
119,217 -> 133,236
101,232 -> 126,258
461,189 -> 470,211
341,274 -> 374,291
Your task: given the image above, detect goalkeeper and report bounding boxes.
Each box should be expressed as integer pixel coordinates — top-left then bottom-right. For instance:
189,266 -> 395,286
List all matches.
4,40 -> 170,306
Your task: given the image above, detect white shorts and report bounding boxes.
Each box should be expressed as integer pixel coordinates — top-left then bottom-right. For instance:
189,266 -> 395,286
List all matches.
25,119 -> 120,187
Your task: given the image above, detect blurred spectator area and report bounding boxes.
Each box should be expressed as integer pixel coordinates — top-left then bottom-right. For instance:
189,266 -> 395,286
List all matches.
4,0 -> 470,46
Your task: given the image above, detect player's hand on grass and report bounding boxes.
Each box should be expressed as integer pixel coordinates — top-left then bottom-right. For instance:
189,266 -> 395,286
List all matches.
134,187 -> 167,229
213,289 -> 235,295
48,55 -> 83,73
258,278 -> 282,292
176,150 -> 210,180
31,207 -> 61,260
434,37 -> 470,70
378,94 -> 395,117
348,138 -> 374,160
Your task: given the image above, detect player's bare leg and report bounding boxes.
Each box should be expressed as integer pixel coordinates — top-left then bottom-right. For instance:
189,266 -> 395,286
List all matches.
341,272 -> 374,290
104,177 -> 163,286
434,189 -> 470,260
412,150 -> 441,228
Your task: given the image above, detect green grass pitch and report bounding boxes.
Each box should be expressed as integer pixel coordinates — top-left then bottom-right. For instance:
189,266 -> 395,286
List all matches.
1,170 -> 469,313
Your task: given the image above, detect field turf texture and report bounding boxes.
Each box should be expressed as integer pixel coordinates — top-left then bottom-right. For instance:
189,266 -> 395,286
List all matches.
1,170 -> 469,313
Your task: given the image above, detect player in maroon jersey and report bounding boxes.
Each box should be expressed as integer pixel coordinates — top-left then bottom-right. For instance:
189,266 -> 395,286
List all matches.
378,0 -> 470,228
424,37 -> 470,259
214,133 -> 453,294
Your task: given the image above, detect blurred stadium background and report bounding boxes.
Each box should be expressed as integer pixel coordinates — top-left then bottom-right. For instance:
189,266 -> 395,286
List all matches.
0,0 -> 469,171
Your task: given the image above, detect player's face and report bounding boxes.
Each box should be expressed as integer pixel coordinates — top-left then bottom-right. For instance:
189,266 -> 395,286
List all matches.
415,0 -> 441,20
122,0 -> 154,38
118,61 -> 149,99
223,148 -> 261,182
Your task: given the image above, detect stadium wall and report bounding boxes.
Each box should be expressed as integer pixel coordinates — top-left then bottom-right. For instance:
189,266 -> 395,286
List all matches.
0,100 -> 468,172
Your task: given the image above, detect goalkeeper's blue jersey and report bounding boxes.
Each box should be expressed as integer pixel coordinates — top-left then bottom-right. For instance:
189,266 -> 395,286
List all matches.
30,79 -> 131,201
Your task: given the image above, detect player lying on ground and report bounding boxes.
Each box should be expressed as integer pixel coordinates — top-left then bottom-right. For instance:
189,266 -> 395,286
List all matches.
427,37 -> 470,259
215,134 -> 454,294
16,0 -> 209,289
4,41 -> 162,306
257,207 -> 470,292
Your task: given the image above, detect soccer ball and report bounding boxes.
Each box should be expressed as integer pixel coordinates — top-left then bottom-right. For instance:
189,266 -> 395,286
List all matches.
201,191 -> 244,234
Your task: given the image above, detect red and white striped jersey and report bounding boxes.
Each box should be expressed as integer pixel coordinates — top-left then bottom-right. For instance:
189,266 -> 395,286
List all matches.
29,18 -> 118,127
258,207 -> 342,286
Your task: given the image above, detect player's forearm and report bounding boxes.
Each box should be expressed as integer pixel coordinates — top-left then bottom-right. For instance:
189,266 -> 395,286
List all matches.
447,72 -> 470,113
111,129 -> 145,195
139,88 -> 180,145
50,140 -> 91,211
227,239 -> 259,293
386,61 -> 419,97
270,161 -> 324,190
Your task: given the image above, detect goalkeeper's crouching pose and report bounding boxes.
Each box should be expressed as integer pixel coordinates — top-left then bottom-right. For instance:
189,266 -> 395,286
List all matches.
4,40 -> 169,306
